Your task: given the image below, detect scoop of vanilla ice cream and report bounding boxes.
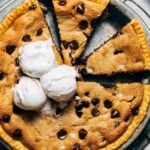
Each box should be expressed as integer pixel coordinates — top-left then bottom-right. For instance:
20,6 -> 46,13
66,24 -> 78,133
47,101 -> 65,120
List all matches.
13,76 -> 47,110
40,65 -> 77,102
19,39 -> 56,78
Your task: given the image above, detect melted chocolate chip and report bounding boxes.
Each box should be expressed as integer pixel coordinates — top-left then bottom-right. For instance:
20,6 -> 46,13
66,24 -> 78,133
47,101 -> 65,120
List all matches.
76,4 -> 85,14
132,107 -> 139,115
91,108 -> 100,117
12,129 -> 22,139
62,40 -> 69,49
57,129 -> 67,140
0,72 -> 5,80
114,49 -> 123,55
111,110 -> 120,118
104,100 -> 113,109
29,5 -> 36,10
2,115 -> 10,123
75,110 -> 83,118
91,98 -> 100,106
56,107 -> 62,115
114,122 -> 120,128
73,143 -> 81,150
85,92 -> 90,97
22,35 -> 31,42
15,58 -> 19,66
79,20 -> 88,30
69,40 -> 79,50
6,45 -> 16,54
58,0 -> 67,6
78,128 -> 87,139
82,101 -> 90,108
91,18 -> 98,28
75,102 -> 83,111
36,28 -> 43,36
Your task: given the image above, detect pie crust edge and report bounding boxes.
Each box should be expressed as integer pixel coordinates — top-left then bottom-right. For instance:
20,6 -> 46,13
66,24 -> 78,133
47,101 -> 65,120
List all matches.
130,19 -> 150,70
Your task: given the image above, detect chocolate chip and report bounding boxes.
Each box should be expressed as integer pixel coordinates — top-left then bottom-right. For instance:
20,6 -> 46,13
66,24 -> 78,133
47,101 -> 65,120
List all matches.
73,143 -> 81,150
12,129 -> 22,139
56,107 -> 62,115
114,122 -> 120,128
58,0 -> 67,6
57,129 -> 67,140
91,18 -> 98,28
132,107 -> 139,115
69,40 -> 79,50
79,20 -> 88,30
114,49 -> 123,55
36,28 -> 43,36
2,115 -> 10,123
78,128 -> 87,139
62,40 -> 69,49
91,98 -> 100,106
6,45 -> 16,54
15,58 -> 19,66
104,100 -> 113,109
124,116 -> 130,122
76,4 -> 85,14
79,68 -> 87,77
22,35 -> 31,42
91,108 -> 100,117
75,110 -> 83,118
101,136 -> 106,142
29,4 -> 36,10
0,72 -> 5,80
75,102 -> 83,111
111,109 -> 120,118
82,101 -> 90,108
85,92 -> 90,97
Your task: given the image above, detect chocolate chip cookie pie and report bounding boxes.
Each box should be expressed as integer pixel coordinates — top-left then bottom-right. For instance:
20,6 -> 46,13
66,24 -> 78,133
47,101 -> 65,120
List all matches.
53,0 -> 110,65
84,19 -> 150,75
0,0 -> 149,150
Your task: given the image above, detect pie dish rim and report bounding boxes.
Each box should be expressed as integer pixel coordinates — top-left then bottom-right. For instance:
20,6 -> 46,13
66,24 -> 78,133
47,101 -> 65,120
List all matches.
0,0 -> 149,150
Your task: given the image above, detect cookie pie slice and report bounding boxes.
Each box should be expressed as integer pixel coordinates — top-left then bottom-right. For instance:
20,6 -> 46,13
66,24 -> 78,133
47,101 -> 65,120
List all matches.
0,0 -> 62,65
85,19 -> 150,75
53,0 -> 110,65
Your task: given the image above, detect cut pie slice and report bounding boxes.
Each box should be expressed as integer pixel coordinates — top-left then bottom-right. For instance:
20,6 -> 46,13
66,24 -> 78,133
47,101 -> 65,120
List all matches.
0,0 -> 62,65
53,0 -> 110,65
84,19 -> 150,75
0,80 -> 149,149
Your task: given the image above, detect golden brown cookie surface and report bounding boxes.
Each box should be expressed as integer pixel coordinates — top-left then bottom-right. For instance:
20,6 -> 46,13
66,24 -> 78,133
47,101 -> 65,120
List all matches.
53,0 -> 110,65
